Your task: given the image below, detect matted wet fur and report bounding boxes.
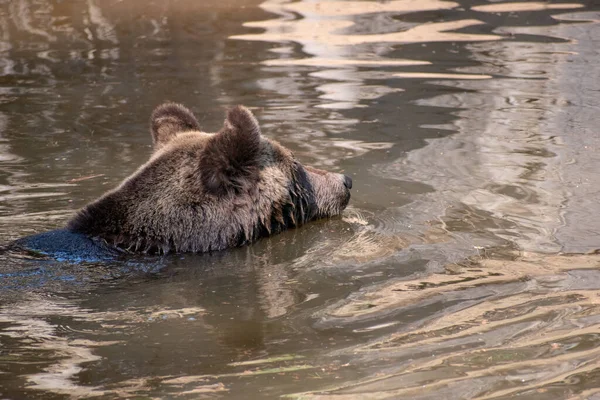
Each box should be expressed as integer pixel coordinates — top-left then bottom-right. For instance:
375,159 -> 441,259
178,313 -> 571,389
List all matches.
64,103 -> 352,254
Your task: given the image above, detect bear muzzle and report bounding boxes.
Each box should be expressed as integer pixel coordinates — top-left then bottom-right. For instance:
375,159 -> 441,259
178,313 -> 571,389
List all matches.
343,175 -> 353,190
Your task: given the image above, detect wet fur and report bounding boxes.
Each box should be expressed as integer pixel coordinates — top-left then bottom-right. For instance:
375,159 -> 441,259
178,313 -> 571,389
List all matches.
66,103 -> 350,254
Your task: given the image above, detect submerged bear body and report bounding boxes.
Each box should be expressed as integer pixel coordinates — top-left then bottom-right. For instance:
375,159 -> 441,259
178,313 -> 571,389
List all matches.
12,104 -> 352,256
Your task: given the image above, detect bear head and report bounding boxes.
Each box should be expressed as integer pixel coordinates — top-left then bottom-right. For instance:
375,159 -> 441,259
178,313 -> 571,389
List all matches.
66,103 -> 352,254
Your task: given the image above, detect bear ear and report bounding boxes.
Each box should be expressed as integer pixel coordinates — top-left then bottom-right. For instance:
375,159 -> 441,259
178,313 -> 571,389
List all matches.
200,106 -> 262,196
150,103 -> 201,149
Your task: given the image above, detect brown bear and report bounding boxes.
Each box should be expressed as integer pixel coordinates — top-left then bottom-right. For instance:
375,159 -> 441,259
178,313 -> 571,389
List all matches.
13,104 -> 352,257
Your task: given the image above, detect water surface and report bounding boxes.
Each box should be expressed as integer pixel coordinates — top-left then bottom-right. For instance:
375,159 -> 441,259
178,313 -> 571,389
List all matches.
1,0 -> 600,398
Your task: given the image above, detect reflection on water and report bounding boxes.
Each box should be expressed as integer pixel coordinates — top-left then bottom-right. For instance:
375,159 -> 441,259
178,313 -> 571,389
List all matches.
1,0 -> 600,398
472,2 -> 585,13
233,0 -> 499,111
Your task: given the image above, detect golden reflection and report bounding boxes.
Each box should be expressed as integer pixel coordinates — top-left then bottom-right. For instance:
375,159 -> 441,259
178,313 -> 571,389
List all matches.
325,251 -> 600,319
393,72 -> 492,79
233,1 -> 501,110
295,252 -> 600,398
263,0 -> 459,17
381,28 -> 584,253
472,2 -> 584,13
311,334 -> 600,399
235,19 -> 501,46
263,58 -> 430,67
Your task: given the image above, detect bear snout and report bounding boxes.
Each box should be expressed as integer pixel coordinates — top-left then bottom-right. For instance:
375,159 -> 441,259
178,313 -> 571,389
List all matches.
343,175 -> 353,190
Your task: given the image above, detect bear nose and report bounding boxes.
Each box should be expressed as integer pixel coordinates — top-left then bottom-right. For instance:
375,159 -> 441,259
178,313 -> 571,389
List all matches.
343,175 -> 353,190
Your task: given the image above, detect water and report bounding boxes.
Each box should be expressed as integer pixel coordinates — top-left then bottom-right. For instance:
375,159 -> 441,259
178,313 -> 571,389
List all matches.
1,0 -> 600,398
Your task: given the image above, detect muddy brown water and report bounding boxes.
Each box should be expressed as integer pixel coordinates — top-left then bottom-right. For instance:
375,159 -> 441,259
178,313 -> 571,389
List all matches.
1,0 -> 600,399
